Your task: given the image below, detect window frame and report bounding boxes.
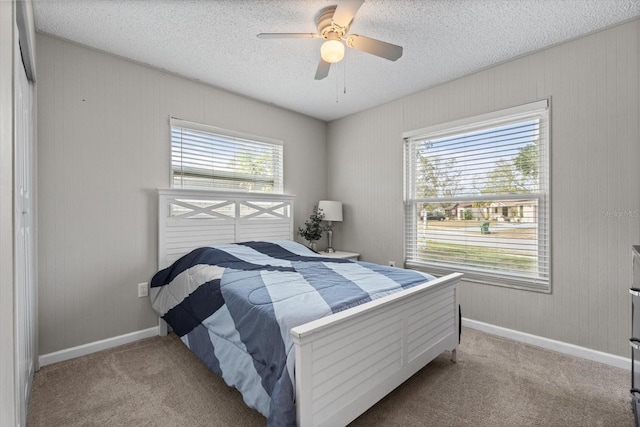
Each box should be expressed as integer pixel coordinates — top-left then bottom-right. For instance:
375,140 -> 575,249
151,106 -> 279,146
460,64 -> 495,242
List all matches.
170,117 -> 284,194
403,99 -> 551,293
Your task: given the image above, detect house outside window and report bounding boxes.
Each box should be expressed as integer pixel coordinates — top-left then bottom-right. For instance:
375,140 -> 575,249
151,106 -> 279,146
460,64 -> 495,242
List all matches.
403,100 -> 550,292
170,118 -> 283,193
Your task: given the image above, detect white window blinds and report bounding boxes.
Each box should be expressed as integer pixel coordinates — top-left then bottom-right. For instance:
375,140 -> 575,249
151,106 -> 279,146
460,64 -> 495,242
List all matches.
404,100 -> 550,292
171,118 -> 283,193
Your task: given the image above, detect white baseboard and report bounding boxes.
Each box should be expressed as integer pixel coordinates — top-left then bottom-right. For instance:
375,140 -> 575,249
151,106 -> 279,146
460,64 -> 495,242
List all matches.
37,320 -> 630,370
462,318 -> 630,370
38,326 -> 159,367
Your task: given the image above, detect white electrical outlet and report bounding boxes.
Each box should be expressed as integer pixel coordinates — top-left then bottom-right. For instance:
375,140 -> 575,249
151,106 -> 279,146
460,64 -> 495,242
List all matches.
388,261 -> 396,267
138,282 -> 149,298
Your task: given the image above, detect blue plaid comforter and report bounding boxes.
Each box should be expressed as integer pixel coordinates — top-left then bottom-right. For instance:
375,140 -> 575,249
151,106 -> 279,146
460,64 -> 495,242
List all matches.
150,240 -> 435,426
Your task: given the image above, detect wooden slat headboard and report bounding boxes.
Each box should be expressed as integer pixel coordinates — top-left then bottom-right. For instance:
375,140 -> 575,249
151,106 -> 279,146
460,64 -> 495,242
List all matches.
158,189 -> 295,269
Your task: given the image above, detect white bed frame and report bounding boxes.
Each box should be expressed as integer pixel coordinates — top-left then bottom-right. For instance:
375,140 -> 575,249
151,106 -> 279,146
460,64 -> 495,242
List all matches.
156,189 -> 462,427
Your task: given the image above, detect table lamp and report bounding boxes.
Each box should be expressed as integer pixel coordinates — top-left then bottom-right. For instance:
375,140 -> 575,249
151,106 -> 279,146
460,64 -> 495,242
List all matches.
318,200 -> 343,253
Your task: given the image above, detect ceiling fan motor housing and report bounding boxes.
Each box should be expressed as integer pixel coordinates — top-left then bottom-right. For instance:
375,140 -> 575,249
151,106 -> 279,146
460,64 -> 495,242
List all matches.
317,7 -> 348,40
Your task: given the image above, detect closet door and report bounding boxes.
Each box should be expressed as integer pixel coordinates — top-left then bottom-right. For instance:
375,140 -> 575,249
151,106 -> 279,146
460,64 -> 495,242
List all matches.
15,44 -> 35,425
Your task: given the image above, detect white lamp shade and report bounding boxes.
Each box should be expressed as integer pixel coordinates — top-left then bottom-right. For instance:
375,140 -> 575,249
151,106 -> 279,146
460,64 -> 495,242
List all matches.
318,200 -> 343,222
320,40 -> 345,63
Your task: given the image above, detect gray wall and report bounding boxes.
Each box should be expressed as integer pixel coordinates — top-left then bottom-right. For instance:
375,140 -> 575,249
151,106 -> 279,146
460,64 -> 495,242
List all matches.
37,19 -> 640,359
328,20 -> 640,357
36,34 -> 327,354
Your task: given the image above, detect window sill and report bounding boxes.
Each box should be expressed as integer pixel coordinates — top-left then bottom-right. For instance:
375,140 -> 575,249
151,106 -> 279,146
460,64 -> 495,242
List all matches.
406,261 -> 551,294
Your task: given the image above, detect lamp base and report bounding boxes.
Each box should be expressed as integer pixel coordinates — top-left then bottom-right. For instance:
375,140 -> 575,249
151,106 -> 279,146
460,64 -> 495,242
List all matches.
325,226 -> 335,253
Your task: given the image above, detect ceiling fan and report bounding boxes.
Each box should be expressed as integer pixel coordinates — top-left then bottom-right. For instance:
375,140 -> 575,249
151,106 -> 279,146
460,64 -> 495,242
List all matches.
257,0 -> 403,80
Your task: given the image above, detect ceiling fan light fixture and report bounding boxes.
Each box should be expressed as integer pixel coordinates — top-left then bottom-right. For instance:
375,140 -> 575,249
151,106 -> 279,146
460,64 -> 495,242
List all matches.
321,40 -> 344,63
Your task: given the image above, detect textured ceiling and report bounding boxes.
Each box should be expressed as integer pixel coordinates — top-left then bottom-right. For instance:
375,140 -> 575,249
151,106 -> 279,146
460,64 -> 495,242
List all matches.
33,0 -> 640,121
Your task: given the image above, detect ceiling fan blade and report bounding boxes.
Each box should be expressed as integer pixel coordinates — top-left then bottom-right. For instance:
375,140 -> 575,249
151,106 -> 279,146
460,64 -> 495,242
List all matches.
314,59 -> 331,80
332,0 -> 365,28
257,33 -> 320,39
346,34 -> 403,61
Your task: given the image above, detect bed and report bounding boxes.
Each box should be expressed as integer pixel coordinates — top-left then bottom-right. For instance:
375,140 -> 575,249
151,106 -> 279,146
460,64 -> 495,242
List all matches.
150,189 -> 462,427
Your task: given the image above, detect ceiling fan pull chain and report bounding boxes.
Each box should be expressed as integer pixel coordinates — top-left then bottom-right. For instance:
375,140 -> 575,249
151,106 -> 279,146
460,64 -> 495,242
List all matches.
344,59 -> 347,94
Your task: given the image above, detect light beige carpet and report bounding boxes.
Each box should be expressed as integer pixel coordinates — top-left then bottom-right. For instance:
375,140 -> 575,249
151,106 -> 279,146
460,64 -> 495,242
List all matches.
27,328 -> 634,426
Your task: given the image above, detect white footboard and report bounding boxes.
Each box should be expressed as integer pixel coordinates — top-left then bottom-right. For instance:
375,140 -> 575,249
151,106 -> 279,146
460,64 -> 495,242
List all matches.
291,272 -> 462,427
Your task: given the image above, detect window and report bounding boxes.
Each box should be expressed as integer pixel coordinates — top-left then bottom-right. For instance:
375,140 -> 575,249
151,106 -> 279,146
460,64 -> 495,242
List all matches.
403,100 -> 550,292
171,118 -> 283,193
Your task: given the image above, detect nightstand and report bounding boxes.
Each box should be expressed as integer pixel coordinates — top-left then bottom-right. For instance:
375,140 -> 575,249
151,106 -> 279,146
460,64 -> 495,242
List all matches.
320,250 -> 360,261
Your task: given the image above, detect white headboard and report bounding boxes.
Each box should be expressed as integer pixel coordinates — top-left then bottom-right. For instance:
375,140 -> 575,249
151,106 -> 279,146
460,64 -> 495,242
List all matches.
158,189 -> 295,269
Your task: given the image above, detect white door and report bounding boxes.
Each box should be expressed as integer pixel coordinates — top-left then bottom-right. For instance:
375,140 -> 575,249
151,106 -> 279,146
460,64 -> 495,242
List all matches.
15,46 -> 35,426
